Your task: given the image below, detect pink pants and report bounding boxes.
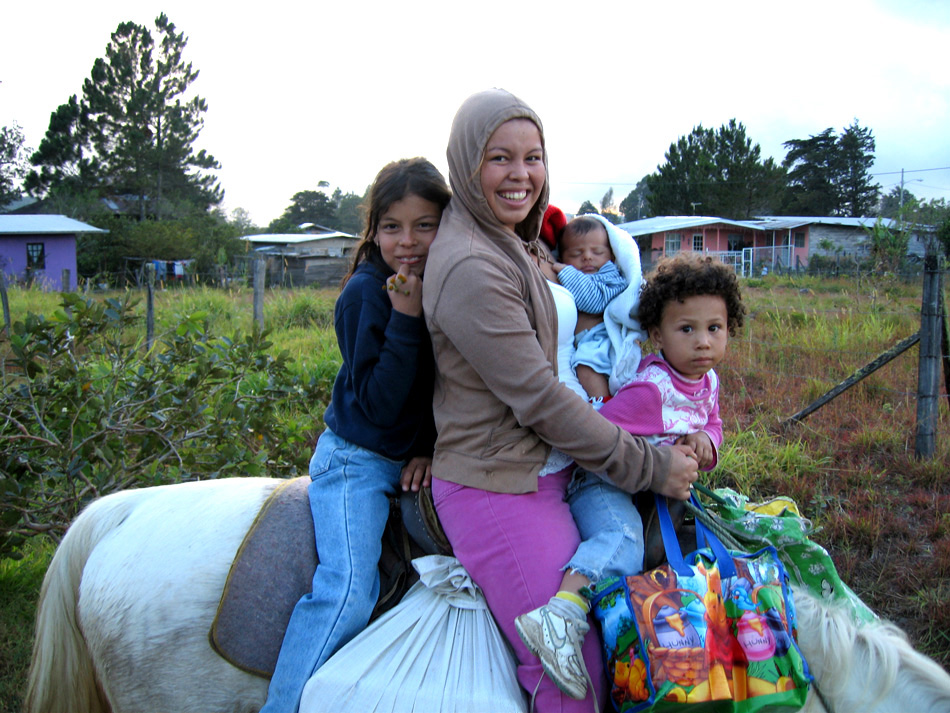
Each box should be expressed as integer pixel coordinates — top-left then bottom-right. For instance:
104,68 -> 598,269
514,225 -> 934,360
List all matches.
432,472 -> 608,713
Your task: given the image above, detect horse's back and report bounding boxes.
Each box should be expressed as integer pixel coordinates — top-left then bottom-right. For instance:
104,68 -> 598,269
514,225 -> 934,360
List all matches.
31,477 -> 282,713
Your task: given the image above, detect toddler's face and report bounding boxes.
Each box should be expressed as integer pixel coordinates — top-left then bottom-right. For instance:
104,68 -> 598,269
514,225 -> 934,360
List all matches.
560,224 -> 613,274
648,294 -> 729,380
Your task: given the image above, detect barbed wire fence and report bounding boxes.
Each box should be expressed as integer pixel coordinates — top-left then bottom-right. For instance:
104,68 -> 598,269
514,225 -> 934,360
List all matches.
2,253 -> 949,458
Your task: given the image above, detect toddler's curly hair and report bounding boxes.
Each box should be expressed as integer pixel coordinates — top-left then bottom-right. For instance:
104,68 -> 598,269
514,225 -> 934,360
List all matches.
637,253 -> 746,336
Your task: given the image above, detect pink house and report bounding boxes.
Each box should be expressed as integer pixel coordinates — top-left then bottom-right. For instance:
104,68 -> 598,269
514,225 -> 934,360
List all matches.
617,216 -> 812,274
0,215 -> 106,291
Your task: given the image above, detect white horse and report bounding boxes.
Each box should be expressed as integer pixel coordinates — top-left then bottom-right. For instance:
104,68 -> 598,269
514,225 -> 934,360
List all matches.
25,477 -> 950,713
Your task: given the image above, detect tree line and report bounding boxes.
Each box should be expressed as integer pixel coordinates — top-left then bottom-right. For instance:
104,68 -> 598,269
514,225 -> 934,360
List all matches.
2,14 -> 949,281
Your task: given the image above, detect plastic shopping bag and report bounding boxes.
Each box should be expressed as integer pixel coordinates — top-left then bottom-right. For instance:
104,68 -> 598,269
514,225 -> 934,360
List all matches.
298,554 -> 526,713
589,495 -> 812,713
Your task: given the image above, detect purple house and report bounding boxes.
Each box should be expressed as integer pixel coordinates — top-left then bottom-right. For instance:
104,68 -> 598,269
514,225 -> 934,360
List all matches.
0,215 -> 107,291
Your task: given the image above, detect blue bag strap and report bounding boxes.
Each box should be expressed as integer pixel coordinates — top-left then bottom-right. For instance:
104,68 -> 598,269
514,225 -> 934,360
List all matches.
655,493 -> 692,576
656,492 -> 737,580
690,492 -> 738,579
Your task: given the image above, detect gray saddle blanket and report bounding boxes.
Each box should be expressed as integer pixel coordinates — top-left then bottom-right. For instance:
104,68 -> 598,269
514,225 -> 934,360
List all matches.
210,477 -> 319,677
209,477 -> 443,677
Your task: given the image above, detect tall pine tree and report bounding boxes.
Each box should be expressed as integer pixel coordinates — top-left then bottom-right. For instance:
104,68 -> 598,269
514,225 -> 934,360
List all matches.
646,120 -> 783,218
28,14 -> 220,220
836,120 -> 879,216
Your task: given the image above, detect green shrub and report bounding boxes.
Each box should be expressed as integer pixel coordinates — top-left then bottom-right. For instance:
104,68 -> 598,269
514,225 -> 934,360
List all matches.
0,292 -> 321,557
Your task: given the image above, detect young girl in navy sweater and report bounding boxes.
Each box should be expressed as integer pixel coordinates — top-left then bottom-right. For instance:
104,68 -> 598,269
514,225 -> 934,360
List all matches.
261,157 -> 451,713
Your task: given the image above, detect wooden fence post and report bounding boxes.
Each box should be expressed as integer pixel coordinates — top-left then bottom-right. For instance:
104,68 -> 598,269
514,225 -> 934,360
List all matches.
253,257 -> 266,330
781,332 -> 921,429
914,244 -> 942,458
145,262 -> 156,353
0,270 -> 10,338
941,288 -> 950,411
62,268 -> 71,292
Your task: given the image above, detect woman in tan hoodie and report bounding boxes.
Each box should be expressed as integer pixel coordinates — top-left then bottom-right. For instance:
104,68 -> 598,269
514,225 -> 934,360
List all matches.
423,88 -> 698,711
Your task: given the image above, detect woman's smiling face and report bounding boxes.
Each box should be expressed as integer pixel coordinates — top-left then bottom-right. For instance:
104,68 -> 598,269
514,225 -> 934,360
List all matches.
479,118 -> 545,232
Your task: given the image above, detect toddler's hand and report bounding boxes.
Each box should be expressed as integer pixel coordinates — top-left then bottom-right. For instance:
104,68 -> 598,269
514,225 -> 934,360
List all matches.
676,432 -> 714,469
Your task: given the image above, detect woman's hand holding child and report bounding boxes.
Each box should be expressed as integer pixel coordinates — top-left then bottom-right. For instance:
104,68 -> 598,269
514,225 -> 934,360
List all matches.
657,444 -> 699,501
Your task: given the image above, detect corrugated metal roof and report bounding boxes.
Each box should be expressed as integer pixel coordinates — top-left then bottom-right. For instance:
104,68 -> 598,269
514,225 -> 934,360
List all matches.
617,214 -> 900,236
240,232 -> 357,244
616,216 -> 764,237
0,214 -> 107,234
754,216 -> 898,229
746,218 -> 813,230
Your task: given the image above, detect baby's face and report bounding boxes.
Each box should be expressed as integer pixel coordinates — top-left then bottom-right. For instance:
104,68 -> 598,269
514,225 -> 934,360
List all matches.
560,225 -> 613,274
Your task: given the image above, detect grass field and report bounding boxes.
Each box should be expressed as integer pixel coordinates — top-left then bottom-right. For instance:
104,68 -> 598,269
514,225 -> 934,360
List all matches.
1,272 -> 948,711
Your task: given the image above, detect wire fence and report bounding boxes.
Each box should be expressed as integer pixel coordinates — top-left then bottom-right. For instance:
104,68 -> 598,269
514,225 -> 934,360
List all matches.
3,253 -> 948,457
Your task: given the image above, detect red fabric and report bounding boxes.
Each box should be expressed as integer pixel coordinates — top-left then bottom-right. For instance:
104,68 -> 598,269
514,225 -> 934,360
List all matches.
540,205 -> 568,249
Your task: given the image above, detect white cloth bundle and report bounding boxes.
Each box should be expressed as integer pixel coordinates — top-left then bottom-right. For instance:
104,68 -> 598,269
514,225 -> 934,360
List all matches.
298,555 -> 527,713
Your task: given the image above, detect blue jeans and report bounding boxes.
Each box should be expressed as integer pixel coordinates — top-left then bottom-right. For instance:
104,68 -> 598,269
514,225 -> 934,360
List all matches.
565,468 -> 645,582
260,429 -> 404,713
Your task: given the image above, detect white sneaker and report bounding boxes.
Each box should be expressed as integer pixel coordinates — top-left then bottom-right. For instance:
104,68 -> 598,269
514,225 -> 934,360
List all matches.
515,605 -> 592,700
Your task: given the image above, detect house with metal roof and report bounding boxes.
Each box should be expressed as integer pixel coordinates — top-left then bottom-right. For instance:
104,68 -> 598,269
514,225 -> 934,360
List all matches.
0,215 -> 107,291
239,229 -> 360,287
617,216 -> 788,274
616,214 -> 914,275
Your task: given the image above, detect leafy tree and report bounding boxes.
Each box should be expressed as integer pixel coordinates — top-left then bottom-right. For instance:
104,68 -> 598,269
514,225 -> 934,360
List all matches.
620,176 -> 652,221
865,218 -> 909,272
330,187 -> 365,235
268,190 -> 337,233
878,186 -> 917,219
782,121 -> 879,216
646,120 -> 782,218
28,14 -> 221,220
913,198 -> 950,232
0,122 -> 32,206
577,200 -> 599,215
229,207 -> 258,235
600,188 -> 615,214
937,214 -> 950,258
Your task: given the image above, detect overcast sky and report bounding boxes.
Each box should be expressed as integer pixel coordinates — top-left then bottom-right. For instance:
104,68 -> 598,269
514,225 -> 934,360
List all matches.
3,0 -> 948,227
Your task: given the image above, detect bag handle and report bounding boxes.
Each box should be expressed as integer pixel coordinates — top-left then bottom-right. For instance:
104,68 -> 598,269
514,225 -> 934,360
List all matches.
641,587 -> 703,643
655,493 -> 737,580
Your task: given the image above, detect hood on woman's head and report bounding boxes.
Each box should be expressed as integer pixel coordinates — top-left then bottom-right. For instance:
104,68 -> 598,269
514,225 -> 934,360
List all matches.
447,88 -> 549,242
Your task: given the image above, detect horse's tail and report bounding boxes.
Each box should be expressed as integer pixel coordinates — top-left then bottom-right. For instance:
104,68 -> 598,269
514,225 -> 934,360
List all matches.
24,491 -> 139,713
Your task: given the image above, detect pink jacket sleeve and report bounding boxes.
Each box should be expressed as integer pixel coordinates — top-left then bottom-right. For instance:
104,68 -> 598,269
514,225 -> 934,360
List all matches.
599,380 -> 723,471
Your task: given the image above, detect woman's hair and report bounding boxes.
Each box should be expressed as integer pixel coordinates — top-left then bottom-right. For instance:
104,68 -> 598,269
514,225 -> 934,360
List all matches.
341,157 -> 451,287
637,253 -> 746,336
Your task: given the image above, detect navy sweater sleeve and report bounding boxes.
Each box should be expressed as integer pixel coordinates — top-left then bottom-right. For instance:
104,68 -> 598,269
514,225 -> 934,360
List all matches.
323,263 -> 435,461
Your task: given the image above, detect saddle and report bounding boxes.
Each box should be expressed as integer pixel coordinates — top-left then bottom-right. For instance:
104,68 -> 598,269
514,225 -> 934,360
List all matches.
209,478 -> 450,678
209,478 -> 684,678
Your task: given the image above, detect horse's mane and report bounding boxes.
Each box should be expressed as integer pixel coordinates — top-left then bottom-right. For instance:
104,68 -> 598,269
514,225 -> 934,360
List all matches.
793,585 -> 950,713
